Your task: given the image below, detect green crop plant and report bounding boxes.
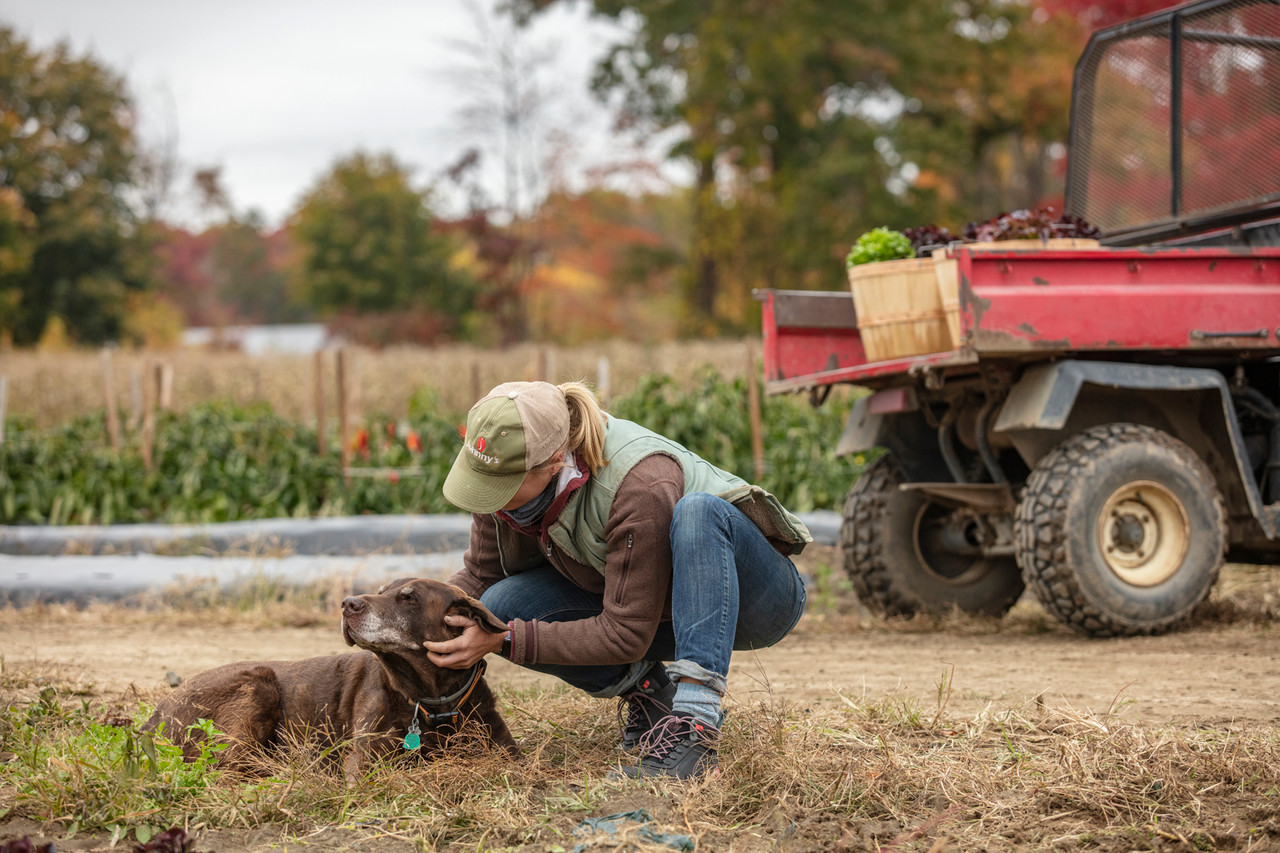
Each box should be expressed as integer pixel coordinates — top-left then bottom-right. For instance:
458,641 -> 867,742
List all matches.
0,371 -> 868,524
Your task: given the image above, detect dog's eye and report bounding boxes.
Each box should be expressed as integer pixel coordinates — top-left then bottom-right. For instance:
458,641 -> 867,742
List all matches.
399,589 -> 416,602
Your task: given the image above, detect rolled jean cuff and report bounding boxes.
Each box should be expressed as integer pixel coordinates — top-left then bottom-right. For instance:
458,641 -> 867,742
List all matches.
666,660 -> 726,695
583,660 -> 654,699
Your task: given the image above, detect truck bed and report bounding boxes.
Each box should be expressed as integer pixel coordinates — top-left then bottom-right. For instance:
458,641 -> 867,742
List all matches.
759,245 -> 1280,395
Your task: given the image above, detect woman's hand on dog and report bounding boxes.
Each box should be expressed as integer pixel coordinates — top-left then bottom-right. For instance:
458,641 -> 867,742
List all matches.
424,614 -> 505,669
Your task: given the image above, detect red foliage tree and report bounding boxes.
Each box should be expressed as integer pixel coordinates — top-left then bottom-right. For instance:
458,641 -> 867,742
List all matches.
1039,0 -> 1182,31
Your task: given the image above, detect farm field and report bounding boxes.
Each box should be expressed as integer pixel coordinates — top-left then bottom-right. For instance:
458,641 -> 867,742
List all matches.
3,547 -> 1280,852
4,342 -> 1280,850
1,343 -> 865,526
1,339 -> 761,428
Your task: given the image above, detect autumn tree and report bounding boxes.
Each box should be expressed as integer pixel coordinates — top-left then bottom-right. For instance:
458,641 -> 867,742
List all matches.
152,166 -> 307,327
510,1 -> 963,331
513,1 -> 1144,334
447,0 -> 560,221
214,216 -> 303,324
0,27 -> 156,346
153,225 -> 224,328
289,152 -> 475,344
154,219 -> 303,330
0,186 -> 35,344
439,2 -> 582,347
881,2 -> 1085,218
1044,0 -> 1181,30
522,186 -> 688,343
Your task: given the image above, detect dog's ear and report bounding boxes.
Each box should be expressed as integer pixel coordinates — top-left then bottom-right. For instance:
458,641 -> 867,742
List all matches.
446,595 -> 508,634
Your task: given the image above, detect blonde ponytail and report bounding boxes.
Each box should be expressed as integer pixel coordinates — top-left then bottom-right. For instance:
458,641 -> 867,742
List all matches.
559,381 -> 609,474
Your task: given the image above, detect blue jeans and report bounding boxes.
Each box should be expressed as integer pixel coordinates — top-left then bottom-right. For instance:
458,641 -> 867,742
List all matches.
479,492 -> 807,698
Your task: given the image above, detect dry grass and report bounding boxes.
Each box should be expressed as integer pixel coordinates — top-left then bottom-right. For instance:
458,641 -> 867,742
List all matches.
5,555 -> 1280,851
1,339 -> 759,428
4,665 -> 1278,852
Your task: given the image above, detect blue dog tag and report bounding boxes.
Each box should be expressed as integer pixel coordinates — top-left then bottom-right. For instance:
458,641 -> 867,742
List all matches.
404,713 -> 422,750
407,717 -> 422,753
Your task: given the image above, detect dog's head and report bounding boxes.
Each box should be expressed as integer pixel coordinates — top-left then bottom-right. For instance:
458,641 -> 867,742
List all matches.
340,578 -> 506,653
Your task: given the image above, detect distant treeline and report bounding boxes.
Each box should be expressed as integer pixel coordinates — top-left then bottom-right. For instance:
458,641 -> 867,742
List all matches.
1,2 -> 1164,353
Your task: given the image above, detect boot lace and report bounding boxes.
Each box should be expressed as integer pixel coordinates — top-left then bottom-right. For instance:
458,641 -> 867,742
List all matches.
637,714 -> 701,762
616,677 -> 667,742
617,689 -> 647,736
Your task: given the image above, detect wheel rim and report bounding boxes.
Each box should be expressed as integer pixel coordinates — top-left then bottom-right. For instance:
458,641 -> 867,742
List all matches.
912,502 -> 987,583
1095,479 -> 1189,587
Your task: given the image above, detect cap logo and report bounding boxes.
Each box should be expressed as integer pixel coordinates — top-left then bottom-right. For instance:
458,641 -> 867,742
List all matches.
466,435 -> 499,465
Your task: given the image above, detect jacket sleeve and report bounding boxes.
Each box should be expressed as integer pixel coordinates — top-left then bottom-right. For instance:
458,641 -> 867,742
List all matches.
446,512 -> 508,598
511,453 -> 684,667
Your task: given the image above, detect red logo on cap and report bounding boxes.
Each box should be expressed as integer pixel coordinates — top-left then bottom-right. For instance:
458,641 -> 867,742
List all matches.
476,436 -> 486,452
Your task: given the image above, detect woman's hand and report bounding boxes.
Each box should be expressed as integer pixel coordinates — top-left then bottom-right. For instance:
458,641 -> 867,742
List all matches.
424,613 -> 505,669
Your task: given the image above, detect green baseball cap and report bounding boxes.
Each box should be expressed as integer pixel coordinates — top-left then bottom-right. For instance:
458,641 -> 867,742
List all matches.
443,381 -> 569,513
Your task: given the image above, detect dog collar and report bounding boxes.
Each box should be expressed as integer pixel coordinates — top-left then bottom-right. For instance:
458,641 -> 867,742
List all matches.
404,660 -> 488,749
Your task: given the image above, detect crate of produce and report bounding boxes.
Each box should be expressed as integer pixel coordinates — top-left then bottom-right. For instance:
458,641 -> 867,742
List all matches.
848,256 -> 952,361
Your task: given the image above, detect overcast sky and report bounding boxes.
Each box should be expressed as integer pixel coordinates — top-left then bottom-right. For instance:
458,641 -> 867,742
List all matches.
4,0 -> 660,228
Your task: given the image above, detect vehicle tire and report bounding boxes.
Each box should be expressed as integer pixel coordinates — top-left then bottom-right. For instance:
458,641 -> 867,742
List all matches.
841,453 -> 1025,617
1014,423 -> 1227,637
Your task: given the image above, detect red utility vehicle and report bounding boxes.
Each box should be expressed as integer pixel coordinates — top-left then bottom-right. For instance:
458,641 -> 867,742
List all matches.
758,0 -> 1280,636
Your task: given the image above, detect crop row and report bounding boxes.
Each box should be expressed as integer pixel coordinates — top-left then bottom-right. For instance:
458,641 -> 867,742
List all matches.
0,369 -> 869,526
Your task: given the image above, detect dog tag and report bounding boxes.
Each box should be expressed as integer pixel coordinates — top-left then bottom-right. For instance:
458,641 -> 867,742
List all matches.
404,718 -> 422,750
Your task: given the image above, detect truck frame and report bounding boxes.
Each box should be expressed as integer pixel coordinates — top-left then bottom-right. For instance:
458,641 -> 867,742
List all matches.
758,0 -> 1280,636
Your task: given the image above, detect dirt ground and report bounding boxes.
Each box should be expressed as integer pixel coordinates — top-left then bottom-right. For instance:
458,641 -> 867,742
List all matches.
3,546 -> 1280,851
4,546 -> 1277,727
6,585 -> 1280,728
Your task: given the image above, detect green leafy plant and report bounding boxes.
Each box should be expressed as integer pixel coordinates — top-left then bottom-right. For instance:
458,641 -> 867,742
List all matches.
845,227 -> 915,267
0,702 -> 226,842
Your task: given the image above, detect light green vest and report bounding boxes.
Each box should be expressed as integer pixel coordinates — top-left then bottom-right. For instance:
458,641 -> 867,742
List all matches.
506,416 -> 811,574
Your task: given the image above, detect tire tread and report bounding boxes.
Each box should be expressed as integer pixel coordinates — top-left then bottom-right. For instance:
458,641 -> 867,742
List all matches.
841,456 -> 914,616
1014,423 -> 1226,637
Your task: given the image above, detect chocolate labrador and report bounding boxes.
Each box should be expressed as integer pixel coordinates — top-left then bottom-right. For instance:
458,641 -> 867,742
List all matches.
144,578 -> 519,784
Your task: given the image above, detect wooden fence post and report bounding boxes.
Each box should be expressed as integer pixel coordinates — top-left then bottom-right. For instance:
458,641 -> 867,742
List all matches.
101,349 -> 121,450
141,360 -> 156,472
156,362 -> 174,411
337,347 -> 350,474
314,349 -> 327,454
746,340 -> 765,481
349,349 -> 361,425
597,355 -> 611,402
129,368 -> 144,431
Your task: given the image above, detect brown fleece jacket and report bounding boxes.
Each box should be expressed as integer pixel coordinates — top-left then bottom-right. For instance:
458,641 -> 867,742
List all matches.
446,453 -> 683,667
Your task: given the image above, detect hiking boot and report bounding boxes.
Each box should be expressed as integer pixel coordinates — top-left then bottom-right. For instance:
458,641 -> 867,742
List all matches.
618,669 -> 676,752
615,712 -> 720,780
